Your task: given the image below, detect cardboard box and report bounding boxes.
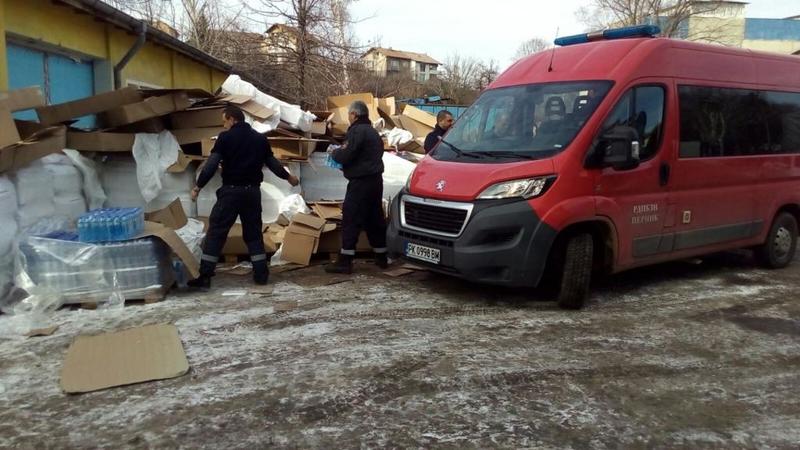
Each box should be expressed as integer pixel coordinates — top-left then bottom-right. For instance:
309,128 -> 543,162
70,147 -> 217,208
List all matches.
316,229 -> 371,253
401,105 -> 437,128
198,221 -> 274,255
67,130 -> 135,152
378,97 -> 396,116
60,324 -> 189,394
269,137 -> 318,161
311,202 -> 343,221
281,213 -> 331,265
101,92 -> 192,128
220,95 -> 276,120
167,149 -> 205,173
0,125 -> 67,173
396,115 -> 434,139
311,120 -> 328,136
0,102 -> 19,148
170,106 -> 225,129
113,117 -> 166,133
36,87 -> 142,126
0,86 -> 46,112
145,198 -> 188,229
139,220 -> 199,278
327,93 -> 380,125
170,127 -> 225,146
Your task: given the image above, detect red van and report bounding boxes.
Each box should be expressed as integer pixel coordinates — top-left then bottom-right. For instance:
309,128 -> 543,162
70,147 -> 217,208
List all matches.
386,26 -> 800,309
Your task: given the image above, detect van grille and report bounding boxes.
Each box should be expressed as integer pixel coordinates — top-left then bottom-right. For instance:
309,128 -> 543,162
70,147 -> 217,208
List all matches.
403,201 -> 467,235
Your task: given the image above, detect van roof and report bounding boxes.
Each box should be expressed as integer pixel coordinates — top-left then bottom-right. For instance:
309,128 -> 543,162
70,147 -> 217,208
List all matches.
492,37 -> 800,90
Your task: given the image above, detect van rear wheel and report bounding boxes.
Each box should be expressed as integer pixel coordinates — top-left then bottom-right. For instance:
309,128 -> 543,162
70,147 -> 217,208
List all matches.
756,212 -> 797,269
557,233 -> 593,310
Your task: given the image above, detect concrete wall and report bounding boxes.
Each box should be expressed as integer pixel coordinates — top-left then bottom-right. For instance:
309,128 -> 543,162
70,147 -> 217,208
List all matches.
1,0 -> 228,92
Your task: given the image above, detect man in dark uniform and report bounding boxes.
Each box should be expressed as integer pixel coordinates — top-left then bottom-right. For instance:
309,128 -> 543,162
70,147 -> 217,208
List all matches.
325,100 -> 388,274
188,106 -> 299,288
423,110 -> 454,153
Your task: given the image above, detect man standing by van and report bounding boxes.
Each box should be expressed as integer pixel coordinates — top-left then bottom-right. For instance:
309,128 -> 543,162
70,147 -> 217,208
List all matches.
424,110 -> 454,153
325,100 -> 388,274
189,105 -> 299,288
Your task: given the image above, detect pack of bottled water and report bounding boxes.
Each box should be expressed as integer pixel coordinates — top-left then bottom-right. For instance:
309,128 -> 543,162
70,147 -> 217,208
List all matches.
19,236 -> 173,304
77,207 -> 144,243
325,152 -> 343,170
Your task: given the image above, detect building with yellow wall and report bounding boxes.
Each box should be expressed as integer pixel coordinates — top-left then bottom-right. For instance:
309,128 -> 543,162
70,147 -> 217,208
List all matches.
1,0 -> 233,125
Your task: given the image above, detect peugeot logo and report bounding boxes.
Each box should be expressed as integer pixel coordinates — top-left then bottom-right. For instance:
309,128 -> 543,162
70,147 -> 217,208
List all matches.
435,180 -> 446,192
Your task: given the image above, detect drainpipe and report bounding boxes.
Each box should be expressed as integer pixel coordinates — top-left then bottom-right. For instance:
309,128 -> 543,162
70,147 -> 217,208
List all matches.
114,21 -> 147,89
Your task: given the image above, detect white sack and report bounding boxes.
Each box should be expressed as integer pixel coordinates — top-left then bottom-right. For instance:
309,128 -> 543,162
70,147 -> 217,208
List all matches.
13,164 -> 54,206
0,217 -> 18,256
175,218 -> 205,262
300,152 -> 348,201
46,163 -> 83,195
18,202 -> 56,228
100,158 -> 146,208
53,195 -> 87,220
386,128 -> 414,147
278,194 -> 311,222
63,149 -> 107,210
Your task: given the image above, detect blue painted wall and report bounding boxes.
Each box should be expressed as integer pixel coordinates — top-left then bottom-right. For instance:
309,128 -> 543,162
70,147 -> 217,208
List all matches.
745,18 -> 800,41
7,43 -> 95,127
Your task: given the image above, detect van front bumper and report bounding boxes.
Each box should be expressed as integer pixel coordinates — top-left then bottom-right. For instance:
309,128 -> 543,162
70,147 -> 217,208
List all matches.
386,192 -> 558,287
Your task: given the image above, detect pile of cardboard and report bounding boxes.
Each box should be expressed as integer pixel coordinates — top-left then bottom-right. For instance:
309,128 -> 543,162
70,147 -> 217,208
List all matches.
0,87 -> 67,173
323,93 -> 436,155
266,201 -> 373,266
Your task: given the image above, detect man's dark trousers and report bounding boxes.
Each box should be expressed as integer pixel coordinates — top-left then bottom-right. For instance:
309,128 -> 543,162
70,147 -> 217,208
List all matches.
200,185 -> 268,281
341,173 -> 387,255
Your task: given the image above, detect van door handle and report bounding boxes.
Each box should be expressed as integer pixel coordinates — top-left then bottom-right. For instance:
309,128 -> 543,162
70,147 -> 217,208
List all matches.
659,163 -> 671,186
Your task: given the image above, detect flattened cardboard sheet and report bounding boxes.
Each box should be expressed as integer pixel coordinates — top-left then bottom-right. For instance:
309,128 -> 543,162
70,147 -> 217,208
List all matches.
36,87 -> 142,125
60,324 -> 189,393
1,86 -> 46,112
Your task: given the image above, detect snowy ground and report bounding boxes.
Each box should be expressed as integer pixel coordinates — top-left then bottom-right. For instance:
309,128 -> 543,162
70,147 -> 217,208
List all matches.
1,251 -> 799,449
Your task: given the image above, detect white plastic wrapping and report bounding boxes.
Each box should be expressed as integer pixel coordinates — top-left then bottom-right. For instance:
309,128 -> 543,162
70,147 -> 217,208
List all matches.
15,236 -> 173,305
175,218 -> 205,263
196,164 -> 300,223
221,75 -> 316,133
132,131 -> 181,203
301,152 -> 348,201
381,153 -> 416,203
63,149 -> 108,210
299,152 -> 415,203
278,193 -> 311,221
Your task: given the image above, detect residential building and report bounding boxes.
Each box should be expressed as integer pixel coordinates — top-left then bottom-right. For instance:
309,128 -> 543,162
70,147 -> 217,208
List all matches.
1,0 -> 234,126
661,1 -> 800,54
362,47 -> 441,82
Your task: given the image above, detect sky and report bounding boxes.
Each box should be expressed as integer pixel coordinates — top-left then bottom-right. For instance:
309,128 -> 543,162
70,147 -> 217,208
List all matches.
349,0 -> 800,70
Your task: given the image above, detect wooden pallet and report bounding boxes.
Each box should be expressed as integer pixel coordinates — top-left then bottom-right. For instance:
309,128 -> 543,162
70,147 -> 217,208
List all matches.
78,285 -> 170,310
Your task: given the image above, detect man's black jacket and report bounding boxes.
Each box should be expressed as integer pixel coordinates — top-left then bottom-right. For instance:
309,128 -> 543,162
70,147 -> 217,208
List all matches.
196,121 -> 289,188
424,125 -> 447,154
332,118 -> 384,180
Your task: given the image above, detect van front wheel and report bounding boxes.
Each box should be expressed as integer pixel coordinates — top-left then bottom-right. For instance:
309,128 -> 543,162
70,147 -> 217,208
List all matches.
756,212 -> 797,269
557,233 -> 593,310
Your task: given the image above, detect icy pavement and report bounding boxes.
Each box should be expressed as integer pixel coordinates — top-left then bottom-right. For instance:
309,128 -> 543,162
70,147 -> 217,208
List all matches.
1,252 -> 799,448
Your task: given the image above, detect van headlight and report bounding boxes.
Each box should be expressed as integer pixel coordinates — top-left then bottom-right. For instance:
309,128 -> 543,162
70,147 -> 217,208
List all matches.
404,168 -> 416,191
477,176 -> 555,200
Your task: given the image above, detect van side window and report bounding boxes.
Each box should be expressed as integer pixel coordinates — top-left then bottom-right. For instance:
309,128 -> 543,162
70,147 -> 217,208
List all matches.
601,86 -> 665,161
679,86 -> 800,157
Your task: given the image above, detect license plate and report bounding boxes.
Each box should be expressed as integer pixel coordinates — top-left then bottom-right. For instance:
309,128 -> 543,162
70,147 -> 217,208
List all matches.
405,242 -> 440,264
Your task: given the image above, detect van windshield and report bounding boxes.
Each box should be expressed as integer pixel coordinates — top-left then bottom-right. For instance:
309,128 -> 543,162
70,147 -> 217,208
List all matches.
433,81 -> 613,162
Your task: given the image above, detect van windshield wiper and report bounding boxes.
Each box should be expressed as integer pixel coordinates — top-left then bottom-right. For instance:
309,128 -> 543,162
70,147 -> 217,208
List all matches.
439,139 -> 481,158
468,151 -> 538,160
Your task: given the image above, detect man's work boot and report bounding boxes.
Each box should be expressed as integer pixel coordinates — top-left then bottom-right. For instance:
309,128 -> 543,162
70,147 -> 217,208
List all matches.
187,275 -> 211,290
325,253 -> 353,274
253,261 -> 269,285
374,253 -> 389,269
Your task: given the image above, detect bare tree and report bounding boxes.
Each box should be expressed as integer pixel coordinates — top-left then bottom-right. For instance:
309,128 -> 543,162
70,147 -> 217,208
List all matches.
576,0 -> 731,43
513,37 -> 551,60
105,0 -> 175,23
248,0 -> 364,108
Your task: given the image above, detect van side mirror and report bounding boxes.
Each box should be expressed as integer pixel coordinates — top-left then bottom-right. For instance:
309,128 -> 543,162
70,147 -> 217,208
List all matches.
599,126 -> 640,170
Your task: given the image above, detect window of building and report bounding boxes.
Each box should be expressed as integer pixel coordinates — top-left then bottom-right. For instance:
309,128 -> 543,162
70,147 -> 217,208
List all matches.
388,59 -> 400,71
679,85 -> 800,157
601,85 -> 666,161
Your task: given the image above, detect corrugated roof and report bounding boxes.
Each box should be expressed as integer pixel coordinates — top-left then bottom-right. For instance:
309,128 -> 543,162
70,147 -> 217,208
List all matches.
364,47 -> 441,65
